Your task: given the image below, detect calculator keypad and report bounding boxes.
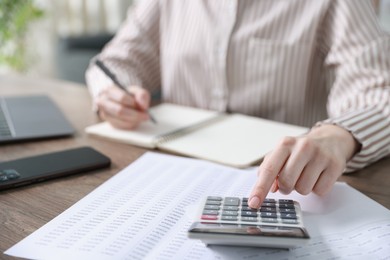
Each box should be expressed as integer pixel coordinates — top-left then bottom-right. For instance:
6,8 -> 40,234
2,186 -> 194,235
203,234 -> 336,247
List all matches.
201,196 -> 300,225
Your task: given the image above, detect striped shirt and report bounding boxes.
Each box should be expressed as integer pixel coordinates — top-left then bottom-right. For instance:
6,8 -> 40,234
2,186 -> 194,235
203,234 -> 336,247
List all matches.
86,0 -> 390,172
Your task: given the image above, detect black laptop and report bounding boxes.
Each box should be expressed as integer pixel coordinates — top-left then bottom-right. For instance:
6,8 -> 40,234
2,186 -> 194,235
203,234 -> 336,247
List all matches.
0,95 -> 75,143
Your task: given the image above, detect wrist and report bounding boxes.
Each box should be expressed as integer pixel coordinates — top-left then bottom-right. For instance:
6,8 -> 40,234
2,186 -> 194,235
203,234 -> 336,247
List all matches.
308,124 -> 361,161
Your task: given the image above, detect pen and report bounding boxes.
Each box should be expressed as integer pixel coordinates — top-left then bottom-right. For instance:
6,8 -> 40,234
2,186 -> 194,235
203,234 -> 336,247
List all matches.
95,59 -> 157,124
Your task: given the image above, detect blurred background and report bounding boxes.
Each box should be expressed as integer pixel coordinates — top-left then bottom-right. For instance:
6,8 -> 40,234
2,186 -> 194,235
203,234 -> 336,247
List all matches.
0,0 -> 134,84
1,0 -> 389,85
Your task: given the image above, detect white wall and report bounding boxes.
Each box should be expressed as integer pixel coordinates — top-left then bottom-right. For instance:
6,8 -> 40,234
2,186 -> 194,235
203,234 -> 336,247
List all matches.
25,0 -> 133,79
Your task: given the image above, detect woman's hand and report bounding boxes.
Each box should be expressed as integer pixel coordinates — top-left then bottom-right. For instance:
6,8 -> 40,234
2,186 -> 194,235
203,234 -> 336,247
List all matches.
248,124 -> 360,209
96,85 -> 151,129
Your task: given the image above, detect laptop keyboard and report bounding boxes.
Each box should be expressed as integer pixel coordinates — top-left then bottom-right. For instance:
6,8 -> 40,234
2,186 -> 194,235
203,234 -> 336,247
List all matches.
0,101 -> 12,138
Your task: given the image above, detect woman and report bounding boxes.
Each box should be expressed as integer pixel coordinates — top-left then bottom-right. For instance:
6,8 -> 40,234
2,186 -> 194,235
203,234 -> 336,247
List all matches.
86,0 -> 390,208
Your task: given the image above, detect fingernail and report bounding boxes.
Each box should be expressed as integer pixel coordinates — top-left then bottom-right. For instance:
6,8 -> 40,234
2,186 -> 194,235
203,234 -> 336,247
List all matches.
271,182 -> 278,193
248,196 -> 261,209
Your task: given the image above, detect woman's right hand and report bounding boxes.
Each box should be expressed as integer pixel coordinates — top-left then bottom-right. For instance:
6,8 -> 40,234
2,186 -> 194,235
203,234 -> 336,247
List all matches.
96,85 -> 152,129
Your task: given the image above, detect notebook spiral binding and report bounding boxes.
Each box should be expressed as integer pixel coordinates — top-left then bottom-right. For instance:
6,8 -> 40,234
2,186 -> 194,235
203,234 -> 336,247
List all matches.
154,114 -> 227,145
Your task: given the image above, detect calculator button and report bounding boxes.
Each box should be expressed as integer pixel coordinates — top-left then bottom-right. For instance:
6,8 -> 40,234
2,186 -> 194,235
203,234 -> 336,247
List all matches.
241,217 -> 258,222
279,199 -> 294,204
207,196 -> 223,201
260,212 -> 277,218
205,200 -> 221,205
241,206 -> 258,211
222,211 -> 239,216
261,218 -> 278,223
221,216 -> 238,221
204,205 -> 220,210
279,208 -> 296,213
281,219 -> 299,224
260,207 -> 277,213
224,197 -> 240,206
201,215 -> 218,220
261,202 -> 276,207
203,210 -> 219,215
263,198 -> 276,203
280,213 -> 297,219
241,211 -> 258,217
278,203 -> 295,209
223,206 -> 239,211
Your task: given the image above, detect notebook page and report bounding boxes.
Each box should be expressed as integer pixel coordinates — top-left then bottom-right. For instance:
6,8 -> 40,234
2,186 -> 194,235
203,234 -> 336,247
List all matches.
85,103 -> 219,148
158,114 -> 308,168
5,153 -> 390,259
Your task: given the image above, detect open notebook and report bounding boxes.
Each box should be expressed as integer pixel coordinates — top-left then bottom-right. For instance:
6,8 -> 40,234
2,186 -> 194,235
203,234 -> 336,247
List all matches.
85,103 -> 308,168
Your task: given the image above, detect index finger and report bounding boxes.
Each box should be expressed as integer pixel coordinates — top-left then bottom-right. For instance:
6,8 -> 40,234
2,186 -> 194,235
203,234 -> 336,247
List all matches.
248,147 -> 291,209
127,86 -> 151,111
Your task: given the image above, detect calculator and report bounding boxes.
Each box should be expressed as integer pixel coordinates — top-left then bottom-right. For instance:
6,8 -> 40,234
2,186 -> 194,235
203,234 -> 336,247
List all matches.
188,196 -> 310,249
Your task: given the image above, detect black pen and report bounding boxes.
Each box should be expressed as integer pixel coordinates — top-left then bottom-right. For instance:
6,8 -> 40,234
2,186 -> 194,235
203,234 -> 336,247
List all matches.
95,59 -> 157,124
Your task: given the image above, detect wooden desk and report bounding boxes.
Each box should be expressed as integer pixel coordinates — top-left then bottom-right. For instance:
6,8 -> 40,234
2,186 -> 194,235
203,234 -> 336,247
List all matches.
1,75 -> 389,259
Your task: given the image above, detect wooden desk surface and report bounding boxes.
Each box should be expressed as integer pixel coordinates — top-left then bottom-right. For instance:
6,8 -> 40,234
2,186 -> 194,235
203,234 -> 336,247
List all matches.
0,75 -> 389,259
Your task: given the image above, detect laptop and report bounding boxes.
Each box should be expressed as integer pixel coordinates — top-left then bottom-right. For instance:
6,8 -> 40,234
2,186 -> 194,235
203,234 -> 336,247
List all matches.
0,95 -> 75,143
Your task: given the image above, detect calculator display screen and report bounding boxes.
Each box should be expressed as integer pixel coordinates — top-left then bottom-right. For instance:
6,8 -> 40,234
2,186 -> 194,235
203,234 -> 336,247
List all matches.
189,222 -> 309,238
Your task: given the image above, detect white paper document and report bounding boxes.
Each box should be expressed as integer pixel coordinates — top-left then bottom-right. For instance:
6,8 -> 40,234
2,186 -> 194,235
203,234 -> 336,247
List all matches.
5,152 -> 390,259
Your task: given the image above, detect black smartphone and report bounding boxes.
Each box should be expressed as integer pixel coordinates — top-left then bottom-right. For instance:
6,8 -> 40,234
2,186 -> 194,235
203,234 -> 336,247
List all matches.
0,146 -> 111,191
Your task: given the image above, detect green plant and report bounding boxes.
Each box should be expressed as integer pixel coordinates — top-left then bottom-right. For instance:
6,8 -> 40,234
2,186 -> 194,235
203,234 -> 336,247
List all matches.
0,0 -> 44,71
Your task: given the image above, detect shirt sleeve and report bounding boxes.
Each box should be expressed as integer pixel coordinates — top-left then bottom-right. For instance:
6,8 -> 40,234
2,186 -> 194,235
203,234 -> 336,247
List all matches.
85,0 -> 161,108
317,0 -> 390,172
